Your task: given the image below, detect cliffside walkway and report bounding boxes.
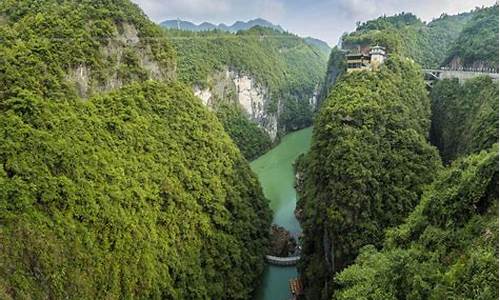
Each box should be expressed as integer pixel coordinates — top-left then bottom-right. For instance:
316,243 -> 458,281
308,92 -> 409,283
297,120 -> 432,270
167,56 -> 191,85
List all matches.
423,67 -> 499,87
265,255 -> 301,266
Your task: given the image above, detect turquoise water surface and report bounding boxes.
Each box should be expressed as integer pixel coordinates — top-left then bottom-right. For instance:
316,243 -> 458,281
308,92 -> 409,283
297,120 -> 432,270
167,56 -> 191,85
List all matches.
251,127 -> 313,300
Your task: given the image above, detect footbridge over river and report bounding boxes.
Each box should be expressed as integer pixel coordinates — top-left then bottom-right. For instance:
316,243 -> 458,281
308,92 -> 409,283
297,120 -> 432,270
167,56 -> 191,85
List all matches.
423,67 -> 499,88
265,255 -> 301,266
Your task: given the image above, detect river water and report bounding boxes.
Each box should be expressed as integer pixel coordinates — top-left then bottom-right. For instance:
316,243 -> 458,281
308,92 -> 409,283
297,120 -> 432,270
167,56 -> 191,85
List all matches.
251,127 -> 313,300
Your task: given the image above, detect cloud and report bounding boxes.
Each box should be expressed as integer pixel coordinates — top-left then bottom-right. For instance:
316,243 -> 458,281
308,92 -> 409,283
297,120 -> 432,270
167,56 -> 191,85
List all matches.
336,0 -> 496,22
337,0 -> 380,18
132,0 -> 229,22
132,0 -> 286,24
260,0 -> 286,21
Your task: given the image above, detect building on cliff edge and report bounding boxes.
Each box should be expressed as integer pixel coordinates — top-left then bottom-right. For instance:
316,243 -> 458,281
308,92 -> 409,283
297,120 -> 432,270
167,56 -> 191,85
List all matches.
346,45 -> 386,72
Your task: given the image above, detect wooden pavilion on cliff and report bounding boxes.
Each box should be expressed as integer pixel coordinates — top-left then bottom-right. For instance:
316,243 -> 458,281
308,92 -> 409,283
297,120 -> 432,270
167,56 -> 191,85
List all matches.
346,45 -> 386,72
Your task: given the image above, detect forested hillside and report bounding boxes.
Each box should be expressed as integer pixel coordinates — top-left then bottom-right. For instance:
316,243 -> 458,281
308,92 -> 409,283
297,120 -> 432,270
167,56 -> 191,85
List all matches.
304,37 -> 331,57
297,56 -> 441,299
430,77 -> 498,163
317,10 -> 474,105
300,5 -> 499,300
0,0 -> 176,99
333,76 -> 499,299
0,0 -> 272,298
443,5 -> 499,69
164,27 -> 328,159
342,11 -> 473,68
334,145 -> 498,299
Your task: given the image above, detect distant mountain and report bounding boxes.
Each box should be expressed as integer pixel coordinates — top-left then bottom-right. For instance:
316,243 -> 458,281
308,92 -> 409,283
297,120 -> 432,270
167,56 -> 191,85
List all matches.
162,18 -> 332,58
304,37 -> 331,56
161,18 -> 285,32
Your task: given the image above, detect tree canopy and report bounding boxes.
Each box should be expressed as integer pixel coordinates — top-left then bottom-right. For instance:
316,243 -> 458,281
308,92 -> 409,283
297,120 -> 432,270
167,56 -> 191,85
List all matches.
342,11 -> 474,68
443,5 -> 499,69
0,1 -> 272,298
164,26 -> 328,153
297,56 -> 441,299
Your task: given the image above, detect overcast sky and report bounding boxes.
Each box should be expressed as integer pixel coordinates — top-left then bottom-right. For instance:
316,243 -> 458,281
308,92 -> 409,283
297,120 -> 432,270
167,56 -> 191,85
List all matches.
132,0 -> 498,46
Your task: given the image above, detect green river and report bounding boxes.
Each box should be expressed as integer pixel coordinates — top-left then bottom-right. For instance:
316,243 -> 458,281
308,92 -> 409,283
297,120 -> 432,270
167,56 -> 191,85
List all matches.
252,127 -> 313,300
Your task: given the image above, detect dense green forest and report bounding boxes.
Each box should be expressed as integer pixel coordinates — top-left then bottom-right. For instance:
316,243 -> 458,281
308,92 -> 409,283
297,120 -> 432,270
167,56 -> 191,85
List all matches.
214,103 -> 272,160
334,145 -> 498,299
297,56 -> 441,299
342,11 -> 473,68
0,0 -> 176,99
333,76 -> 499,299
430,77 -> 499,163
0,0 -> 272,299
318,10 -> 476,106
165,27 -> 328,101
164,27 -> 328,158
300,5 -> 499,300
443,5 -> 499,69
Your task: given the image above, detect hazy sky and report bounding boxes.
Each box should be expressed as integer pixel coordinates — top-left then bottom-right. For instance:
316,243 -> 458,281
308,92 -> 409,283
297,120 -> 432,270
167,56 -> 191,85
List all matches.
132,0 -> 497,46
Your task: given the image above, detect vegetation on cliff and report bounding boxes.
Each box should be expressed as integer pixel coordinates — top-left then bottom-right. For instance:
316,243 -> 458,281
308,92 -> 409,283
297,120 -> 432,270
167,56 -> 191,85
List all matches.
0,0 -> 176,99
164,26 -> 327,142
317,47 -> 346,106
342,11 -> 473,68
334,76 -> 499,299
215,103 -> 272,160
0,1 -> 272,298
335,146 -> 498,300
430,76 -> 499,163
305,8 -> 499,297
318,9 -> 479,109
297,56 -> 441,299
443,5 -> 499,69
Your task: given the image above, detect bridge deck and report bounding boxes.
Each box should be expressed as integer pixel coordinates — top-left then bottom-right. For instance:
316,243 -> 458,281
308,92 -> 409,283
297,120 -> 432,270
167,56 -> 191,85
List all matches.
423,68 -> 498,85
265,255 -> 300,266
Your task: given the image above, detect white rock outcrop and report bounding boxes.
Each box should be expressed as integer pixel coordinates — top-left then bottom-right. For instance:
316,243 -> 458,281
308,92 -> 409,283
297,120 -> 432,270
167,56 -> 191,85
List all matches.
232,74 -> 265,119
192,69 -> 279,140
66,22 -> 170,97
194,86 -> 213,106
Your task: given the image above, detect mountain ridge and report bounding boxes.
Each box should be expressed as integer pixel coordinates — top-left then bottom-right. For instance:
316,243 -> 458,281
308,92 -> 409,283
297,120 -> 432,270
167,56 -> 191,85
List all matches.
161,17 -> 285,32
161,17 -> 331,53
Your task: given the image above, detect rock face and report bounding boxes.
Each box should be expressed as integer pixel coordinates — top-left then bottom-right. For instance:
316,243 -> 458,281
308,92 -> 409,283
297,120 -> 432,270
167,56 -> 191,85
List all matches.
66,22 -> 174,98
193,86 -> 212,106
192,68 -> 280,140
446,56 -> 498,71
232,73 -> 279,140
269,224 -> 298,257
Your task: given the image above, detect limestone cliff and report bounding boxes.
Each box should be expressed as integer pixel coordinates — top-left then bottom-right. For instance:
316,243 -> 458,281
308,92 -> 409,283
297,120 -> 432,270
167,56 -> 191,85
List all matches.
66,22 -> 175,98
192,68 -> 283,140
